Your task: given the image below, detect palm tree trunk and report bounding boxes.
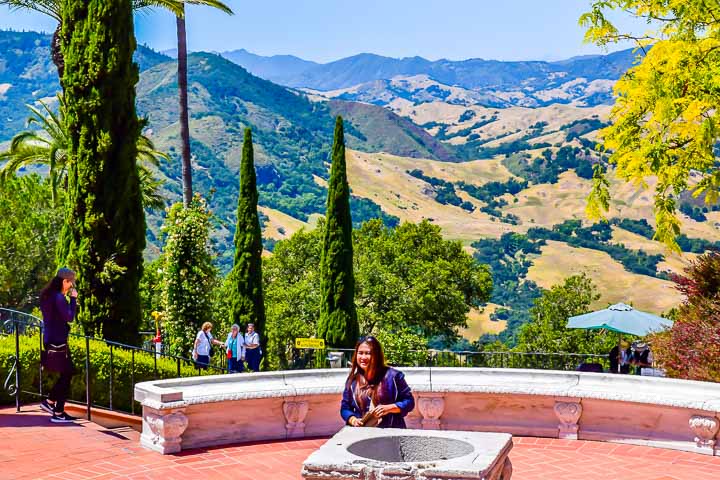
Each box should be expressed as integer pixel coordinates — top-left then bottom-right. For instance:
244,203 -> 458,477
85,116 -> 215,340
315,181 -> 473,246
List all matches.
52,23 -> 65,79
176,10 -> 193,207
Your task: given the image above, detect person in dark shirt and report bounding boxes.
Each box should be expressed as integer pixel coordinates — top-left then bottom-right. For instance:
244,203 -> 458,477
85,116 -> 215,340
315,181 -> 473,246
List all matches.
341,336 -> 415,428
630,341 -> 654,375
609,340 -> 632,374
39,268 -> 78,423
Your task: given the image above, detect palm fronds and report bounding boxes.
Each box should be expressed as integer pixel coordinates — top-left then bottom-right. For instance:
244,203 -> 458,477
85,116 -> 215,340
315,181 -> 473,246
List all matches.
0,95 -> 167,210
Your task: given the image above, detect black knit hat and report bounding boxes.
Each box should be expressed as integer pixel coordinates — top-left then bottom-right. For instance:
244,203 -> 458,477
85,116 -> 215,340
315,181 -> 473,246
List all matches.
56,267 -> 76,282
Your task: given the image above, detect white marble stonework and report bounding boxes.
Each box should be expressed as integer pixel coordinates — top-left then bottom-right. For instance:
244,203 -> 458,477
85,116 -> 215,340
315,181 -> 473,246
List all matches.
134,368 -> 720,455
417,394 -> 445,430
302,427 -> 513,480
553,399 -> 582,440
283,400 -> 310,438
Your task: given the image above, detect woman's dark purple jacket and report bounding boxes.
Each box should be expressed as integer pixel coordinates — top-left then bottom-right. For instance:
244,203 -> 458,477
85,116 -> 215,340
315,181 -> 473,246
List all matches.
340,367 -> 415,428
40,292 -> 76,345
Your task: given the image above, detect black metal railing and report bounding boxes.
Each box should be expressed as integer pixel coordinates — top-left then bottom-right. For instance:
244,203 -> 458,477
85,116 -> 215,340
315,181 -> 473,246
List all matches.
312,347 -> 610,371
2,307 -> 611,418
1,308 -> 226,418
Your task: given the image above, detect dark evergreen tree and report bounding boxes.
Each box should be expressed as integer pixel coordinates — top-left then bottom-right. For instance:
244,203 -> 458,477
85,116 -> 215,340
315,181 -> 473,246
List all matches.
230,129 -> 266,346
59,0 -> 144,344
318,117 -> 359,349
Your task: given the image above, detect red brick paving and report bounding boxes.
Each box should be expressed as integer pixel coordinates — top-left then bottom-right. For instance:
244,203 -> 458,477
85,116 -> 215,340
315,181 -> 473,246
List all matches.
1,405 -> 719,479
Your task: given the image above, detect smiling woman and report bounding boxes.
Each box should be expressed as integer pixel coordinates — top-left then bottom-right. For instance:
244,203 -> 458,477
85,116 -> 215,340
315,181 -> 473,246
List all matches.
340,336 -> 415,429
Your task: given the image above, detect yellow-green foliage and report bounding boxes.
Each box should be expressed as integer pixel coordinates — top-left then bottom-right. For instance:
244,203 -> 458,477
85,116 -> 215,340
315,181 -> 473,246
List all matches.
0,334 -> 206,412
581,1 -> 720,250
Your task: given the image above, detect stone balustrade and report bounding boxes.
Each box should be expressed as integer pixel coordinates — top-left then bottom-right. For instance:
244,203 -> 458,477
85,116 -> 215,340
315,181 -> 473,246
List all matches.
134,368 -> 720,455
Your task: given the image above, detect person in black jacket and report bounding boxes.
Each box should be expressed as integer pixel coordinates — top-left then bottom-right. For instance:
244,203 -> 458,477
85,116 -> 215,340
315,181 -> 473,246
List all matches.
630,341 -> 653,375
39,268 -> 78,423
340,336 -> 415,428
609,340 -> 631,374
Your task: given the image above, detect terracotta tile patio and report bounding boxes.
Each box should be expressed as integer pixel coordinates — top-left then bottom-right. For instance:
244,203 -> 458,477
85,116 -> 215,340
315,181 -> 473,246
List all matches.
1,405 -> 719,479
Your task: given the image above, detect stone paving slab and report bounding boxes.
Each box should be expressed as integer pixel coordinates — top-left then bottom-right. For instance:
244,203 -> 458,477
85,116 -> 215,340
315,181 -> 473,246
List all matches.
1,405 -> 719,479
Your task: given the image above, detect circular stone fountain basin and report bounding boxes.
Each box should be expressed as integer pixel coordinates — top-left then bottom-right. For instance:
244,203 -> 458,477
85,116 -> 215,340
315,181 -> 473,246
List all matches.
348,435 -> 474,463
302,428 -> 513,480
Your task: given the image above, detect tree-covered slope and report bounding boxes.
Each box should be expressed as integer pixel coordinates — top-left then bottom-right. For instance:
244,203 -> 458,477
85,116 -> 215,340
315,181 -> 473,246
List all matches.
135,52 -> 443,233
0,30 -> 168,142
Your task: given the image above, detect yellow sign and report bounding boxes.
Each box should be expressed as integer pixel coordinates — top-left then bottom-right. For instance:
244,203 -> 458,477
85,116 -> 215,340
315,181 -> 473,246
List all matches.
295,338 -> 326,349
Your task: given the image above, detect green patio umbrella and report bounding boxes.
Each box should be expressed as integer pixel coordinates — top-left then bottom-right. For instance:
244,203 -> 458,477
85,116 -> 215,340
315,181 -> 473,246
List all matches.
566,303 -> 673,337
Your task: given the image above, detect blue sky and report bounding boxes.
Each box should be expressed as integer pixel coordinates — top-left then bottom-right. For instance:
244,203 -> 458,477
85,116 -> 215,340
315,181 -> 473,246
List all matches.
0,1 -> 645,63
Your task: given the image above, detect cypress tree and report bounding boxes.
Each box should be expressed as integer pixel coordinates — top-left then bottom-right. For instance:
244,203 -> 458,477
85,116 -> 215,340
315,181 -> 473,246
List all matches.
318,117 -> 359,349
230,129 -> 266,344
59,0 -> 145,344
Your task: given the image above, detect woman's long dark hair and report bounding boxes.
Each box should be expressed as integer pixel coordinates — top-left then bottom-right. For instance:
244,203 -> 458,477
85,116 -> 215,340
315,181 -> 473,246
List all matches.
40,276 -> 64,302
346,336 -> 389,410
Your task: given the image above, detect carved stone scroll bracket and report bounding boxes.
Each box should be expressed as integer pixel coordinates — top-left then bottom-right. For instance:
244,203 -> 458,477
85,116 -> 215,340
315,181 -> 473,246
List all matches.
141,406 -> 189,454
498,457 -> 513,480
283,400 -> 309,438
554,398 -> 582,440
689,415 -> 719,452
417,394 -> 445,430
486,455 -> 513,480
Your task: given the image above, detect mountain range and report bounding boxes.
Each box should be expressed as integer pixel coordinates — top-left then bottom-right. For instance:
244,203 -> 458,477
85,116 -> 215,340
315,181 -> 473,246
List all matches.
221,48 -> 637,91
2,30 -> 718,343
220,47 -> 638,108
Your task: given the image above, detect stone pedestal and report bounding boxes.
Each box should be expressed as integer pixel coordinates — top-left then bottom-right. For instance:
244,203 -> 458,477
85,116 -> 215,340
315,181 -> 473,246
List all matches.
554,399 -> 582,440
417,394 -> 445,430
283,400 -> 309,438
140,405 -> 188,454
689,415 -> 719,454
302,427 -> 513,479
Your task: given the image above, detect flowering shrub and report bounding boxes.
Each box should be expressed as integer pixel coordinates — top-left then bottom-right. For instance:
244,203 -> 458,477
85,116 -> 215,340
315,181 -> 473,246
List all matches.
160,196 -> 218,356
650,252 -> 720,382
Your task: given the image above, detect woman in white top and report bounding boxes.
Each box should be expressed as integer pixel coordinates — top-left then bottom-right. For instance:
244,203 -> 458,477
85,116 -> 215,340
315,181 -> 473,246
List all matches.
225,324 -> 246,373
193,322 -> 223,369
244,323 -> 262,372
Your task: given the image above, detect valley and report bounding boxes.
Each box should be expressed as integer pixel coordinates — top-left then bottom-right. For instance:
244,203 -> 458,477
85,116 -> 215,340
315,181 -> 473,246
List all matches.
2,30 -> 718,343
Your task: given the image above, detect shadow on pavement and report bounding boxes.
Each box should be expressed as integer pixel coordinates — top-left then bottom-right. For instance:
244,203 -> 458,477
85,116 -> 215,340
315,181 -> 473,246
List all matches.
0,412 -> 83,428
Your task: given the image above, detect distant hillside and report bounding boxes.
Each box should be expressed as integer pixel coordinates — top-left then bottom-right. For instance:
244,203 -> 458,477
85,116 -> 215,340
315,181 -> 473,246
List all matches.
328,100 -> 457,161
221,48 -> 318,85
222,48 -> 640,107
0,30 -> 169,141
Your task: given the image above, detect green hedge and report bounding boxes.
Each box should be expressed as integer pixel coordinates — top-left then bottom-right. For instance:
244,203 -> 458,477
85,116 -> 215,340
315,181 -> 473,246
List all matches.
0,333 -> 223,413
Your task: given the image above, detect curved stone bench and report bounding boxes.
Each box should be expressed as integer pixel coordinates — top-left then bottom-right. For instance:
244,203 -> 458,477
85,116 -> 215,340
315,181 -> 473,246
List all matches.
134,368 -> 720,455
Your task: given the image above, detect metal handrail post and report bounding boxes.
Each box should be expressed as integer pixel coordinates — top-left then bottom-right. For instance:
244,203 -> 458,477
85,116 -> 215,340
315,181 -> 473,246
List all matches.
14,318 -> 20,413
130,350 -> 135,415
85,336 -> 91,421
109,345 -> 113,411
38,328 -> 43,398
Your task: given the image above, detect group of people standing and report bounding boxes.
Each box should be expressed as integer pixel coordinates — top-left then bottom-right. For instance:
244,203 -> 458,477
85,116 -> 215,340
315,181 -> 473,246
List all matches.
192,321 -> 262,372
609,339 -> 654,375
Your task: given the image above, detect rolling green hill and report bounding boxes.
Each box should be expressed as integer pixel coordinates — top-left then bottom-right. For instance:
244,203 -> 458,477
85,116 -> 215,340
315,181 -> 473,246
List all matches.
0,30 -> 168,141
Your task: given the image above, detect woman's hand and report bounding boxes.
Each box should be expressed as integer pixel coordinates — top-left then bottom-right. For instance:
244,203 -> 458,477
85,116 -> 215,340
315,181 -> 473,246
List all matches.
349,416 -> 364,427
370,404 -> 400,418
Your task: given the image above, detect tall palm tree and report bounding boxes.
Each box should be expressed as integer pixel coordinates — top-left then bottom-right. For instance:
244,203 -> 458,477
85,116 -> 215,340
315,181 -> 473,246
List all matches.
0,96 -> 168,210
174,1 -> 233,206
1,0 -> 233,206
